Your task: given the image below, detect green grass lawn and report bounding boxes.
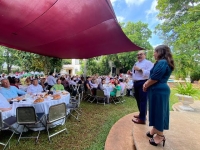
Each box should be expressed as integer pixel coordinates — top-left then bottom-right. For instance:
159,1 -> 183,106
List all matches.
1,88 -> 199,150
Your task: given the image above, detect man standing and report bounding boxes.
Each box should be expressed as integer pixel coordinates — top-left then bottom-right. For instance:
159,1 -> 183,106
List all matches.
129,50 -> 153,124
47,72 -> 56,90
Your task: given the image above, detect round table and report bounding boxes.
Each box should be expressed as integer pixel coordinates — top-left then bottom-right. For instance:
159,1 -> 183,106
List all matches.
2,93 -> 70,132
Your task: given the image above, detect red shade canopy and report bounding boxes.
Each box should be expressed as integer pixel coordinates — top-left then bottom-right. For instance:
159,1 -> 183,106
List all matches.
0,0 -> 142,59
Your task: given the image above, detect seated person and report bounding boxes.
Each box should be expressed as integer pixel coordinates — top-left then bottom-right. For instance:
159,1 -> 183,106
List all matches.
51,79 -> 65,91
89,78 -> 98,89
77,76 -> 85,84
98,79 -> 111,104
119,79 -> 126,94
90,78 -> 98,95
8,76 -> 19,89
24,77 -> 32,86
0,93 -> 12,112
98,78 -> 106,90
60,76 -> 69,90
69,78 -> 77,86
0,79 -> 26,101
125,78 -> 133,96
27,79 -> 43,94
14,78 -> 21,88
84,76 -> 92,92
110,80 -> 121,97
40,77 -> 48,91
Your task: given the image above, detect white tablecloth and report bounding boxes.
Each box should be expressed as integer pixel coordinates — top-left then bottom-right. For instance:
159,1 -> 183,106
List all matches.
2,109 -> 13,120
2,94 -> 70,132
11,94 -> 70,116
103,85 -> 114,97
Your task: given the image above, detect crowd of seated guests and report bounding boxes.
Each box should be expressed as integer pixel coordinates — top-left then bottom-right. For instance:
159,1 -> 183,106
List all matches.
81,73 -> 133,104
0,73 -> 82,112
0,72 -> 133,111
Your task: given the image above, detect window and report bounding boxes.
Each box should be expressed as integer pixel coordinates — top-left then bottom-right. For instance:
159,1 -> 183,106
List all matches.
75,59 -> 79,65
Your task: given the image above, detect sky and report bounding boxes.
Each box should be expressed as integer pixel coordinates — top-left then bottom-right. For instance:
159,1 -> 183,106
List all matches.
110,0 -> 163,47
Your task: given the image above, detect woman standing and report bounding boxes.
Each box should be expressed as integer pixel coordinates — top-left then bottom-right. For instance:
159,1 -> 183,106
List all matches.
143,45 -> 175,147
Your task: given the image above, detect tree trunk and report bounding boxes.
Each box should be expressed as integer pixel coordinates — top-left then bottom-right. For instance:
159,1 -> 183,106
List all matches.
7,65 -> 12,74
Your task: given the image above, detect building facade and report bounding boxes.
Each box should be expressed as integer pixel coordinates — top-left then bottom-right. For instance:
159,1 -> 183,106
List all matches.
60,59 -> 81,75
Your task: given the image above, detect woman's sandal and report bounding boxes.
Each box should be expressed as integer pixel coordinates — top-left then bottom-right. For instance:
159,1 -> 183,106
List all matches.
149,134 -> 166,147
146,131 -> 154,138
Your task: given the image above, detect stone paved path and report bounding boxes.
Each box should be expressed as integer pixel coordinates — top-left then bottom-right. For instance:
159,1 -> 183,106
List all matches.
105,107 -> 200,150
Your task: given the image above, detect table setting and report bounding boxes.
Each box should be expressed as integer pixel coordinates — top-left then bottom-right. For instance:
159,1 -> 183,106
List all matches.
1,90 -> 70,132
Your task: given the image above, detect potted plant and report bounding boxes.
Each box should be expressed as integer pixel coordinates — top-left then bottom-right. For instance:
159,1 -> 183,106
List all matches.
175,82 -> 198,111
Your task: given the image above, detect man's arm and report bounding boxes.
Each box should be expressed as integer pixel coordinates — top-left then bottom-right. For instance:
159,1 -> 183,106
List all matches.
16,87 -> 26,95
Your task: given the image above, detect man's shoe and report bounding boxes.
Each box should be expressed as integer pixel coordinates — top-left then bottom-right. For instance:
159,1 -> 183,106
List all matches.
133,115 -> 139,118
132,118 -> 146,124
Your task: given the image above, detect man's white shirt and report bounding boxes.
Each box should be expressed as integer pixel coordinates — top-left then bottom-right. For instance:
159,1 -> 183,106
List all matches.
132,59 -> 154,81
27,84 -> 43,94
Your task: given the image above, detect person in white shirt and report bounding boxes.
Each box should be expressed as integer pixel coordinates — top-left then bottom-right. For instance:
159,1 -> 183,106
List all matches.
47,72 -> 56,90
128,50 -> 153,124
27,79 -> 43,94
119,79 -> 126,94
125,78 -> 133,96
0,73 -> 6,81
0,93 -> 12,112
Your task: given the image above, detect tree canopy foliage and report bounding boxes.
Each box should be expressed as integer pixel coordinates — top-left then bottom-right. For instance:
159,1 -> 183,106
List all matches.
0,46 -> 62,74
156,0 -> 200,79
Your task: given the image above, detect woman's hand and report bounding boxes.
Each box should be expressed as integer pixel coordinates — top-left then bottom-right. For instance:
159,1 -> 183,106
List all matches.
143,83 -> 147,92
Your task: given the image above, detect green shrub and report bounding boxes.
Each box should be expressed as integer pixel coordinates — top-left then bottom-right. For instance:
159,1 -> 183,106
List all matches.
175,82 -> 198,96
191,69 -> 200,82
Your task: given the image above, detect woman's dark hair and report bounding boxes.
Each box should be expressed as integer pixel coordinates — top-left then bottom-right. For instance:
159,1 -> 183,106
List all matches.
114,80 -> 119,86
119,79 -> 123,82
56,79 -> 61,83
155,45 -> 175,71
8,76 -> 14,84
60,77 -> 65,81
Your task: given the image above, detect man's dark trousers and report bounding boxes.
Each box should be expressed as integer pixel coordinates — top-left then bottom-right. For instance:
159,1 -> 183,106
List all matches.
133,80 -> 147,121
